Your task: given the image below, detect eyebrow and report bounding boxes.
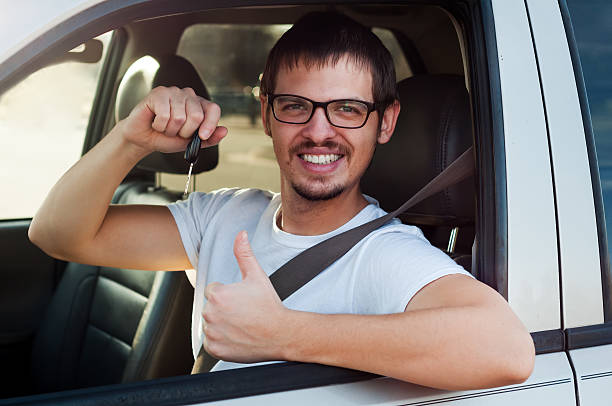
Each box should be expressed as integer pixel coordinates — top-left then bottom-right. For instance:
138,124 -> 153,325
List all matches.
274,93 -> 372,103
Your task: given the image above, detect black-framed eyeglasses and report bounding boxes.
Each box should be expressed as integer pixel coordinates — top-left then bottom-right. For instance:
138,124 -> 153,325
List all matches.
267,94 -> 376,129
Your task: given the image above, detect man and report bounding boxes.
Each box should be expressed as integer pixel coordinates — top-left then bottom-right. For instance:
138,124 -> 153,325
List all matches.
29,12 -> 534,389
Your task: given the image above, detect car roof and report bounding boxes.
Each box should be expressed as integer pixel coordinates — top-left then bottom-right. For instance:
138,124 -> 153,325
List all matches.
0,0 -> 108,66
0,1 -> 465,95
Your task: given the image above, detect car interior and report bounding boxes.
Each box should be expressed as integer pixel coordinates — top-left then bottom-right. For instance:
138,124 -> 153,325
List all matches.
1,3 -> 479,401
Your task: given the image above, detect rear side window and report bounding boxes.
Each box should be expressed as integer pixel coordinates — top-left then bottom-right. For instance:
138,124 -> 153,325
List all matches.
566,1 -> 612,259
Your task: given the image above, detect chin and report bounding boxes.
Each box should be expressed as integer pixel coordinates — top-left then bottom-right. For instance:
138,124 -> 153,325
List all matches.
291,182 -> 345,201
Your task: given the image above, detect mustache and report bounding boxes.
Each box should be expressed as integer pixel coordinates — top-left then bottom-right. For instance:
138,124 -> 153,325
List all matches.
288,140 -> 351,157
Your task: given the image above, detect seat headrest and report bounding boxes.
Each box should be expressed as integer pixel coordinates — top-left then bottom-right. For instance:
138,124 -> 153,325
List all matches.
115,54 -> 218,175
361,74 -> 474,223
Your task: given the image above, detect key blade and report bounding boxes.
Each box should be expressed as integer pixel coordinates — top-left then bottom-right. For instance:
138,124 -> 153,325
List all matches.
183,163 -> 194,199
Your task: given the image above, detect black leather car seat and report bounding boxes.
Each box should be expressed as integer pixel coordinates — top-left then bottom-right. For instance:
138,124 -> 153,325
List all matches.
361,74 -> 475,272
29,54 -> 216,393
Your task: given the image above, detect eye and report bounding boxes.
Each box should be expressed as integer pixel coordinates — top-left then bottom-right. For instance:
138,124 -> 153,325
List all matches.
283,103 -> 307,111
275,97 -> 310,113
331,101 -> 367,116
338,105 -> 356,113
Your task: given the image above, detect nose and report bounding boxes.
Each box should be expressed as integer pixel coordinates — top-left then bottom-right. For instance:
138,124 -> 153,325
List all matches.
302,106 -> 335,143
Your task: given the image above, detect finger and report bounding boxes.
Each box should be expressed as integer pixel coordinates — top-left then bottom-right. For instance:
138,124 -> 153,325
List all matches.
202,301 -> 211,322
204,281 -> 223,301
201,333 -> 209,357
183,86 -> 197,97
178,96 -> 205,139
164,88 -> 187,137
201,315 -> 218,341
149,89 -> 171,133
233,231 -> 262,280
201,126 -> 228,148
198,99 -> 222,140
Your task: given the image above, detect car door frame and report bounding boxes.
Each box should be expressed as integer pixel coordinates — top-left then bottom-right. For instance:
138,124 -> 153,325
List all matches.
0,0 -> 579,404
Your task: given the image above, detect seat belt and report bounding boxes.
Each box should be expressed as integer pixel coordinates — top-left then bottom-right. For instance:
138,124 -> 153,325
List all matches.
269,146 -> 475,301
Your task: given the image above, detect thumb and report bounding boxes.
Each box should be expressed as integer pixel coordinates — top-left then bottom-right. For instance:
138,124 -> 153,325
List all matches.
234,231 -> 263,280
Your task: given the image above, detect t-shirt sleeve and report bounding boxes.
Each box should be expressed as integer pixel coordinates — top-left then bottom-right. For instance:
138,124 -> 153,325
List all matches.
353,227 -> 473,315
166,188 -> 240,270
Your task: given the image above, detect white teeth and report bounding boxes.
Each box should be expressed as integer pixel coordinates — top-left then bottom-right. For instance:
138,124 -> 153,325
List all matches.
301,154 -> 341,164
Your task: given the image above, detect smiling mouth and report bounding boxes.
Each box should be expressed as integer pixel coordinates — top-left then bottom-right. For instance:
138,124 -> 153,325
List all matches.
298,153 -> 343,165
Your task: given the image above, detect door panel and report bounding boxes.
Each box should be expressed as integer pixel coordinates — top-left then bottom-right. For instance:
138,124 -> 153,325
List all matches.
0,220 -> 57,343
205,353 -> 575,405
569,344 -> 612,405
0,219 -> 57,397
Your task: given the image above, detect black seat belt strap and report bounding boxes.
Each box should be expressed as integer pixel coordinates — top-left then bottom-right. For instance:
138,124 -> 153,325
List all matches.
269,146 -> 474,301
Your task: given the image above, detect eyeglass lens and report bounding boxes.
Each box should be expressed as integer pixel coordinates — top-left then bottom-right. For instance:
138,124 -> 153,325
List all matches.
272,95 -> 369,128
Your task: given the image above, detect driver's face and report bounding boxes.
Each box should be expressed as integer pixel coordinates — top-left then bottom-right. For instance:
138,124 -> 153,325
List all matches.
263,56 -> 384,202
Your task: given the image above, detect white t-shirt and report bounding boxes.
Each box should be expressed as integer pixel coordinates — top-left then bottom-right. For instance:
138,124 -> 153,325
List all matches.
167,188 -> 471,371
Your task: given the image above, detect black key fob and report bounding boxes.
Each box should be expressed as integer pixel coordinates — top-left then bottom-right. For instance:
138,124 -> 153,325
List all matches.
184,134 -> 202,164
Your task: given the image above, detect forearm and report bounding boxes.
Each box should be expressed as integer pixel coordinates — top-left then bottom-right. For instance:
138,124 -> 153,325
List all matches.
281,304 -> 534,390
29,122 -> 149,258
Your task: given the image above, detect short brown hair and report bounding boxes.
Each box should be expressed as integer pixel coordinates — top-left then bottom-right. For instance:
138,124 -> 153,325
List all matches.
260,11 -> 398,117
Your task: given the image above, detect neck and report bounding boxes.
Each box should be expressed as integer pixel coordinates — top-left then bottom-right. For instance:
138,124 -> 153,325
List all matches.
278,183 -> 369,236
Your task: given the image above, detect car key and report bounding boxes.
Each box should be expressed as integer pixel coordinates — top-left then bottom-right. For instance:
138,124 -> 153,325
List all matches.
183,134 -> 201,199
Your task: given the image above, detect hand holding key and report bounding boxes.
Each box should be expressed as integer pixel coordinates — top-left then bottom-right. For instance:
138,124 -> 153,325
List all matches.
119,86 -> 228,156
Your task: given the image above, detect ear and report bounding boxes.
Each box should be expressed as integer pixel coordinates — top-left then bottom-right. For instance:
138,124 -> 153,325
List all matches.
260,94 -> 271,136
377,100 -> 400,145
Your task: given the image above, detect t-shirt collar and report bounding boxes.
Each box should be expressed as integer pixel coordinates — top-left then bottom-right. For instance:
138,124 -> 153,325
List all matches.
270,194 -> 382,249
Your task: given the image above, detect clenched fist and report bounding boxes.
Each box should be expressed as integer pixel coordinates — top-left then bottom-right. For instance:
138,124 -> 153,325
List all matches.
118,86 -> 228,155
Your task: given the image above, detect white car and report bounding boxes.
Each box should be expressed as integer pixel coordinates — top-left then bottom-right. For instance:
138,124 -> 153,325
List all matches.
0,0 -> 610,404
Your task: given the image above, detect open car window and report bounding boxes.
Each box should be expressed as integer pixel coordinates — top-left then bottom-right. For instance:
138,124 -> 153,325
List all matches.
0,2 -> 551,404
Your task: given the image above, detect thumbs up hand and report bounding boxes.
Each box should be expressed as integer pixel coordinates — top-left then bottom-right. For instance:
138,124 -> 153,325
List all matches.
202,231 -> 292,363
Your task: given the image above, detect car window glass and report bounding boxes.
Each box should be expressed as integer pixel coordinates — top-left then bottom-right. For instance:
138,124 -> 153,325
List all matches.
566,1 -> 612,259
0,32 -> 112,219
161,24 -> 410,194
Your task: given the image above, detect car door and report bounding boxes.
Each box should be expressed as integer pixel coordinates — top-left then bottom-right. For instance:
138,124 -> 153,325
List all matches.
0,0 -> 579,404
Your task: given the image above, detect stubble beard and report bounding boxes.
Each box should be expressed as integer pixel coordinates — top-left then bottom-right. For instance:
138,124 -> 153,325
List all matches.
284,139 -> 351,201
291,177 -> 345,201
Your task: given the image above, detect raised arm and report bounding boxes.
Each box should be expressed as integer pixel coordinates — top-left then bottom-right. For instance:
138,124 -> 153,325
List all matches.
28,86 -> 227,270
